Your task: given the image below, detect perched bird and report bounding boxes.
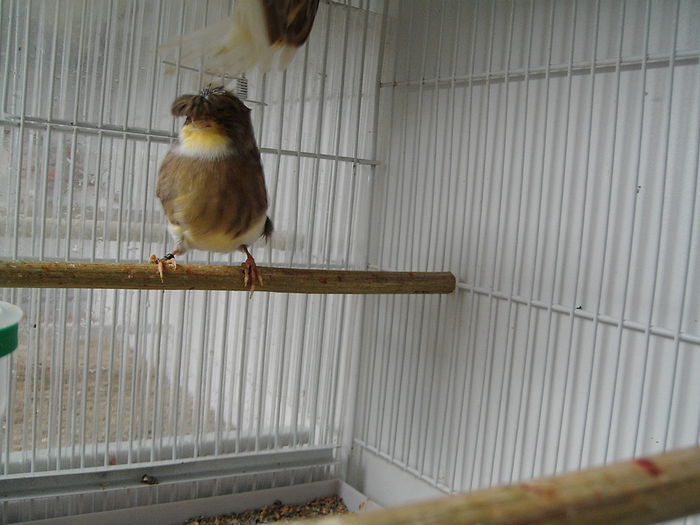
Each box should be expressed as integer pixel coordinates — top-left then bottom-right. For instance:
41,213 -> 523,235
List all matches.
151,86 -> 272,293
159,0 -> 320,77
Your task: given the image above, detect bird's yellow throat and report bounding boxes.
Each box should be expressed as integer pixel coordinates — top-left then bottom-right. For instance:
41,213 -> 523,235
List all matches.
178,123 -> 231,158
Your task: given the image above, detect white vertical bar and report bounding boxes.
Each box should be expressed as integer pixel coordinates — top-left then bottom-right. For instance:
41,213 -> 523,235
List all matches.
570,0 -> 626,470
12,0 -> 30,259
439,0 -> 466,271
595,0 -> 651,464
64,124 -> 79,258
115,291 -> 131,460
309,4 -> 350,443
664,74 -> 699,450
38,1 -> 58,259
214,292 -> 232,455
91,0 -> 114,262
192,293 -> 210,458
550,0 -> 602,474
384,0 -> 414,461
77,125 -> 94,260
492,0 -> 536,485
343,0 -> 371,268
30,290 -> 49,472
166,292 -> 186,460
79,289 -> 92,467
60,0 -> 78,259
463,0 -> 500,489
530,0 -> 579,478
322,2 -> 351,269
127,291 -> 143,463
71,0 -> 87,125
54,286 -> 69,469
417,0 -> 448,479
90,290 -> 106,462
634,0 -> 681,455
141,0 -> 163,261
138,2 -> 164,461
400,0 -> 432,468
254,300 -> 270,451
114,2 -> 138,262
235,300 -> 250,452
422,0 -> 447,271
291,1 -> 333,447
303,2 -> 333,268
362,0 -> 390,272
103,287 -> 121,465
315,0 -> 352,449
509,0 -> 557,485
483,0 -> 517,486
165,1 -> 188,463
21,290 -> 36,468
376,293 -> 396,449
100,1 -> 119,262
364,0 -> 397,455
359,0 -> 391,458
269,71 -> 291,451
1,0 -> 16,114
448,0 -> 484,490
202,294 -> 218,449
400,2 -> 429,272
68,289 -> 83,467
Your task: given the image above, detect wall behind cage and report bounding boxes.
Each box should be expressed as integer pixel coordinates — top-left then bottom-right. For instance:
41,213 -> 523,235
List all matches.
0,0 -> 385,520
351,0 -> 700,507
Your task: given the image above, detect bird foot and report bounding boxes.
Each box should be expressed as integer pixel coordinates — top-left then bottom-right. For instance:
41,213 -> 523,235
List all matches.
149,253 -> 177,282
241,248 -> 263,297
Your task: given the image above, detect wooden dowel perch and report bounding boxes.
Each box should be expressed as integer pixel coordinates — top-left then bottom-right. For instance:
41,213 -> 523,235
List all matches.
298,445 -> 700,525
0,260 -> 455,294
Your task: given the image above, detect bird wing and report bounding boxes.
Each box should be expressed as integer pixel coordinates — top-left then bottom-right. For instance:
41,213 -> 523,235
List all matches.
261,0 -> 320,47
159,0 -> 319,77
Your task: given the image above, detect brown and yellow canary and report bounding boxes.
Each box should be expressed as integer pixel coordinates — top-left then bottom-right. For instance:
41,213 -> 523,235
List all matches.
152,86 -> 272,292
159,0 -> 320,76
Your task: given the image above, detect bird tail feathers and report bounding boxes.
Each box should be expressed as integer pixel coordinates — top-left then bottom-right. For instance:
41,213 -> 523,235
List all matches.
262,216 -> 273,241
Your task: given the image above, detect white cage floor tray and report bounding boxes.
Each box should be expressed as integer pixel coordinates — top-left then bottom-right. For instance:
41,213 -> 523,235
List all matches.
22,479 -> 380,525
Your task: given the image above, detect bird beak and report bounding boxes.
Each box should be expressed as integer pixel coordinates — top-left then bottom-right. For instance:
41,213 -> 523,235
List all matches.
190,120 -> 212,129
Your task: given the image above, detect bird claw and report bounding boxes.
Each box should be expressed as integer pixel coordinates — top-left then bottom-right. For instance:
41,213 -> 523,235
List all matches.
149,253 -> 176,282
241,253 -> 263,298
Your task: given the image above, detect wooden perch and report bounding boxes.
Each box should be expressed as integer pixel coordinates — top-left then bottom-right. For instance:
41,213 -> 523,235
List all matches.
0,260 -> 455,294
299,445 -> 700,525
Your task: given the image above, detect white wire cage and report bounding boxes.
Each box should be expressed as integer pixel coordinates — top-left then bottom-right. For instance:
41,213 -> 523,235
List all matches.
1,0 -> 699,523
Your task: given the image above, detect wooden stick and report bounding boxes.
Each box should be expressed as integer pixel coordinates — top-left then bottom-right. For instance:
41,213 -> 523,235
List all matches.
0,260 -> 455,294
300,446 -> 700,525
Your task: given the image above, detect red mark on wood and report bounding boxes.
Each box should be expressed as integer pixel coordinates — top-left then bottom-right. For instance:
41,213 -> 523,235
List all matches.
521,484 -> 557,498
41,265 -> 51,272
634,458 -> 661,477
319,278 -> 328,284
337,275 -> 343,281
185,268 -> 194,275
408,272 -> 415,278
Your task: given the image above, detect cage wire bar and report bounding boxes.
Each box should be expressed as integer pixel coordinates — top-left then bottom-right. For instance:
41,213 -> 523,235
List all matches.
351,0 -> 700,520
0,0 -> 386,521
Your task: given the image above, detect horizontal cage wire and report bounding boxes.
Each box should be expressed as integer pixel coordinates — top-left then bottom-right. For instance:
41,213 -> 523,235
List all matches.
1,0 -> 700,523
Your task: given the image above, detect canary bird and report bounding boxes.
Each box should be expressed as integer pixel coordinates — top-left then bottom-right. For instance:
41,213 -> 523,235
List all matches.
159,0 -> 320,77
151,86 -> 272,293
